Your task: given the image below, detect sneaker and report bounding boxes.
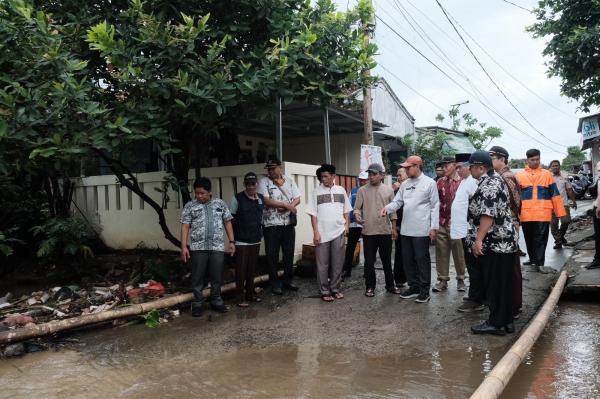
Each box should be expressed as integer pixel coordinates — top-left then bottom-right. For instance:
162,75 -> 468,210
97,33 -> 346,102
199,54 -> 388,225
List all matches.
432,281 -> 447,292
457,301 -> 485,313
523,260 -> 535,266
457,279 -> 466,292
399,287 -> 419,299
586,260 -> 600,269
191,306 -> 204,317
415,293 -> 430,303
513,310 -> 522,320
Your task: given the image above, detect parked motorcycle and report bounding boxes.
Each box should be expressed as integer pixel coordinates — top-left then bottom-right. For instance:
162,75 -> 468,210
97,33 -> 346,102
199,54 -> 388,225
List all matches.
569,172 -> 593,200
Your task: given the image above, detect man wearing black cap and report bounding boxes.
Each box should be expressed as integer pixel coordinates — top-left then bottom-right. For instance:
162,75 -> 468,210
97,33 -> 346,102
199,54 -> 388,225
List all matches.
515,149 -> 566,271
257,159 -> 301,294
466,150 -> 518,335
230,172 -> 264,307
489,146 -> 523,319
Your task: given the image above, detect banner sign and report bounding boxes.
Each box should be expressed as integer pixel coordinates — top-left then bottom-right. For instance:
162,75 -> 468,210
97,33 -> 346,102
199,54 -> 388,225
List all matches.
360,145 -> 383,172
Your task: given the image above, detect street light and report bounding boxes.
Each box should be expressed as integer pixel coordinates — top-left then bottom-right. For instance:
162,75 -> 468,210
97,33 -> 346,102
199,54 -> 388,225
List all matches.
450,100 -> 469,129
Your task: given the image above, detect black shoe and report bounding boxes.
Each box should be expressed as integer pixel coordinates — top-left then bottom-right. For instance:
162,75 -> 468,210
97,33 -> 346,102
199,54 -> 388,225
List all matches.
211,303 -> 229,313
283,283 -> 299,291
471,321 -> 506,336
415,293 -> 430,303
513,310 -> 522,320
505,323 -> 515,334
272,287 -> 283,295
523,260 -> 535,266
586,260 -> 600,269
399,287 -> 419,299
518,250 -> 527,257
191,306 -> 204,317
553,243 -> 562,249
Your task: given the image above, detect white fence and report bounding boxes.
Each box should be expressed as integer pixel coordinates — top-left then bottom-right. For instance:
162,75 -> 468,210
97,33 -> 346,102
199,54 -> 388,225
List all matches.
73,162 -> 321,255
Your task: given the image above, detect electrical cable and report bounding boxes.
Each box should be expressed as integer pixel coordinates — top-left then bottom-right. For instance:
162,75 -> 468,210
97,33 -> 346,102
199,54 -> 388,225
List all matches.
433,0 -> 567,149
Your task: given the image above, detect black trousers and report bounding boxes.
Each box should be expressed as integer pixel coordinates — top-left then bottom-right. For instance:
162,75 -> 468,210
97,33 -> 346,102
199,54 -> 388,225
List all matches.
481,252 -> 514,328
401,235 -> 431,295
363,234 -> 394,290
343,227 -> 363,274
521,221 -> 550,266
190,250 -> 224,309
263,225 -> 296,288
394,231 -> 407,286
462,239 -> 484,304
511,253 -> 522,315
594,207 -> 600,261
235,244 -> 260,300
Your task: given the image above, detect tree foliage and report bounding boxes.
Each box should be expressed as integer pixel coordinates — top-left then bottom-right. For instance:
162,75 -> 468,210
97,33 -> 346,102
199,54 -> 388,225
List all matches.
0,0 -> 377,250
561,145 -> 587,171
528,0 -> 600,112
435,111 -> 503,150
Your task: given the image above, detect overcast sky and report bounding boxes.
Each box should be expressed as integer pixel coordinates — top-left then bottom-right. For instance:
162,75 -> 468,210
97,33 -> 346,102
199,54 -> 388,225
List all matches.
336,0 -> 600,163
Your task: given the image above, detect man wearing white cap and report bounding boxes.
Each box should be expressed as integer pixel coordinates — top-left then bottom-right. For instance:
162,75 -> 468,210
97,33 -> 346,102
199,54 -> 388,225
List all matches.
342,171 -> 369,278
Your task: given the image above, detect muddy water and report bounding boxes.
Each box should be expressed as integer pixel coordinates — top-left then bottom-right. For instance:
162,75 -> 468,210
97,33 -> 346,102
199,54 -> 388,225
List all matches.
2,304 -> 599,398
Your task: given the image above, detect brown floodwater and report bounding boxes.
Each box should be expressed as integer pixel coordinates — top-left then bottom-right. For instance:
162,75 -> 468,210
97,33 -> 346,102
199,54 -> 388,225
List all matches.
1,301 -> 599,398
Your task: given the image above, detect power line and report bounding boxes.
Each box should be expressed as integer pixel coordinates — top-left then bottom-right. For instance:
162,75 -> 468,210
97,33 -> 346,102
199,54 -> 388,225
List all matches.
501,0 -> 532,13
378,63 -> 446,112
433,0 -> 567,149
443,10 -> 576,119
375,14 -> 566,154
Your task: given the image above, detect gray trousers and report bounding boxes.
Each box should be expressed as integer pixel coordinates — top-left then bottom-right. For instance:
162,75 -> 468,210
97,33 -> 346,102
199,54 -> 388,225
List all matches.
190,250 -> 224,309
315,233 -> 345,296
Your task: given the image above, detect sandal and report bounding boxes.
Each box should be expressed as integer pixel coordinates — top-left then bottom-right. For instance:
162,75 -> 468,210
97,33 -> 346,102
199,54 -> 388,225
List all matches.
364,288 -> 375,297
387,287 -> 402,295
321,294 -> 335,302
333,292 -> 344,299
237,302 -> 249,308
246,296 -> 262,303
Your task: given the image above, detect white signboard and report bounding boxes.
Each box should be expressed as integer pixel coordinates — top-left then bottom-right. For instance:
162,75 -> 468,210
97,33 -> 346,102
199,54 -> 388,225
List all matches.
360,145 -> 383,172
582,117 -> 600,141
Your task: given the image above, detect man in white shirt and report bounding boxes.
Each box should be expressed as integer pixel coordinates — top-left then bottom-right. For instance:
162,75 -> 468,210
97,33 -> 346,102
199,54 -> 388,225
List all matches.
381,155 -> 439,304
451,153 -> 485,313
307,164 -> 352,301
257,158 -> 301,295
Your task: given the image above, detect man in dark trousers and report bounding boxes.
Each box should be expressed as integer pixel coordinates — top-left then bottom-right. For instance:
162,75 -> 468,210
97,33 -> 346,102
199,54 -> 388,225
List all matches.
342,171 -> 369,279
467,151 -> 518,335
180,177 -> 235,316
230,172 -> 264,308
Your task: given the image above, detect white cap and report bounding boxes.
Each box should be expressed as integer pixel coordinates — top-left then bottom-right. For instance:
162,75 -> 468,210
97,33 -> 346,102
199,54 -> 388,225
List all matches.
358,171 -> 368,180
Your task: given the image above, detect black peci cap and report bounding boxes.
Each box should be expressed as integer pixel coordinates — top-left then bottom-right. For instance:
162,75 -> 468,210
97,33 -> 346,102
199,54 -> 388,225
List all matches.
468,150 -> 493,167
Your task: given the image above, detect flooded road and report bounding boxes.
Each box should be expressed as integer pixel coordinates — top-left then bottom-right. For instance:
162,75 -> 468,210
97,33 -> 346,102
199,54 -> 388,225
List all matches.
0,202 -> 596,398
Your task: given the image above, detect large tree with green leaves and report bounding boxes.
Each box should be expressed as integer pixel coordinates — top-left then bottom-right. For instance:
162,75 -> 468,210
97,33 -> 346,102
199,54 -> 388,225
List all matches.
1,0 -> 377,248
435,110 -> 503,149
528,0 -> 600,112
561,145 -> 587,171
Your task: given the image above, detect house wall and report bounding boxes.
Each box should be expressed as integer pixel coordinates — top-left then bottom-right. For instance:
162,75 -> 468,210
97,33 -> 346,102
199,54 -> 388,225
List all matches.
72,162 -> 321,257
283,133 -> 363,176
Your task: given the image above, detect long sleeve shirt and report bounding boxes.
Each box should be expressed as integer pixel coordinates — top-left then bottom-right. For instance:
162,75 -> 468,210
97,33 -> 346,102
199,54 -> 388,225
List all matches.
450,176 -> 478,239
353,183 -> 397,236
385,173 -> 439,237
516,167 -> 565,222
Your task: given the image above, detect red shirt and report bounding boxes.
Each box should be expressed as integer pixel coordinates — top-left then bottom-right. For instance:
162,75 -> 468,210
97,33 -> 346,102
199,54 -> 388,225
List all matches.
437,174 -> 463,227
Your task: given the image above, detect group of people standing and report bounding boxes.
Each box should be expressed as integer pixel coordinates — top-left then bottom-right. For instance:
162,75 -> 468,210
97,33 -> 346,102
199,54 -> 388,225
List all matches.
179,148 -> 575,336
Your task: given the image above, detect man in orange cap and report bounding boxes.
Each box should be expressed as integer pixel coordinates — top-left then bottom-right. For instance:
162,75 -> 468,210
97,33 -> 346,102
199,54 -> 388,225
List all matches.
381,155 -> 439,303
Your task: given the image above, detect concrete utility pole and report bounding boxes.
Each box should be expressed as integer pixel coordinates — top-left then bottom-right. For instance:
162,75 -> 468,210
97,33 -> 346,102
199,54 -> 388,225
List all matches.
362,0 -> 375,145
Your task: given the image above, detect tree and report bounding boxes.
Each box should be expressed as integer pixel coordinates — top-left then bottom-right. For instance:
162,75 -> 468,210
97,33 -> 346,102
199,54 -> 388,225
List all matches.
561,145 -> 587,171
1,0 -> 377,249
435,111 -> 503,149
509,158 -> 527,169
528,1 -> 600,112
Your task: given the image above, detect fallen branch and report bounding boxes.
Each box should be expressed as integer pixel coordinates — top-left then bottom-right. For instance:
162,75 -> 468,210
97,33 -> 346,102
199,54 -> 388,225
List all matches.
0,272 -> 280,344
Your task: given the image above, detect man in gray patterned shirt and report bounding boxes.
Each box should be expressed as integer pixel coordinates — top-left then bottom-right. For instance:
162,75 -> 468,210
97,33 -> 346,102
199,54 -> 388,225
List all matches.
181,177 -> 235,317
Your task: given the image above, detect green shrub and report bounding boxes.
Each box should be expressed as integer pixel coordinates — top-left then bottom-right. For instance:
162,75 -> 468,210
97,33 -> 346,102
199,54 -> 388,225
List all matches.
30,217 -> 98,259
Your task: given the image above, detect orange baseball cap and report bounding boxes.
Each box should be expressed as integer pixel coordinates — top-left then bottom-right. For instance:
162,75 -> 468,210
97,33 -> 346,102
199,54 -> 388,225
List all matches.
399,155 -> 423,168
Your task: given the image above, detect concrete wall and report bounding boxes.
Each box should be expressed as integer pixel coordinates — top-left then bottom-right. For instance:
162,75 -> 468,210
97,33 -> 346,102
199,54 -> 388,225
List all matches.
73,162 -> 320,256
283,133 -> 362,176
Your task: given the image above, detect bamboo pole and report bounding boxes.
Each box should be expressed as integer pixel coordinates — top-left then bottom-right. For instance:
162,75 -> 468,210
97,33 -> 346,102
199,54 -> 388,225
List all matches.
470,270 -> 568,399
0,272 -> 281,345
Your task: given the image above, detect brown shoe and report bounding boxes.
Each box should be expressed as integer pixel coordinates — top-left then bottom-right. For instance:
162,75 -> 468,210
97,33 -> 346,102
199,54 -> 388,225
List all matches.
432,280 -> 447,292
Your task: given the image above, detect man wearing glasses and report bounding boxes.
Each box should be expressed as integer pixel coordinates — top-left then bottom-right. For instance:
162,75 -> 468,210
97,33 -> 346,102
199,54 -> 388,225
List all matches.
381,155 -> 439,304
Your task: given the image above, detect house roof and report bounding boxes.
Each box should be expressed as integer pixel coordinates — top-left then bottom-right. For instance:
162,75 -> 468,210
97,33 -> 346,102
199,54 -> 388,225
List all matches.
418,126 -> 470,136
377,77 -> 415,122
238,102 -> 386,139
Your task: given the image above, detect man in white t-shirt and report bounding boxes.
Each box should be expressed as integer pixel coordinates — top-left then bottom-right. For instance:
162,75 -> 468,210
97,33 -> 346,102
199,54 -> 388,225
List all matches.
307,164 -> 352,301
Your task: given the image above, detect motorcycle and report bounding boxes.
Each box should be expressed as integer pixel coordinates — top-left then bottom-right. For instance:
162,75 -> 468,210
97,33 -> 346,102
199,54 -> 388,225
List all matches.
569,172 -> 593,200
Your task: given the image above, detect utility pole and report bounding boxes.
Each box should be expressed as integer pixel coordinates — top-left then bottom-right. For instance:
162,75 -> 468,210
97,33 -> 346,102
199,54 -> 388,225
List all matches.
361,0 -> 375,145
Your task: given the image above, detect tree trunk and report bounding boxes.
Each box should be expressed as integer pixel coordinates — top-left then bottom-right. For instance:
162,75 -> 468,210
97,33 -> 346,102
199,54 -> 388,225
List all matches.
0,272 -> 280,344
92,149 -> 181,249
